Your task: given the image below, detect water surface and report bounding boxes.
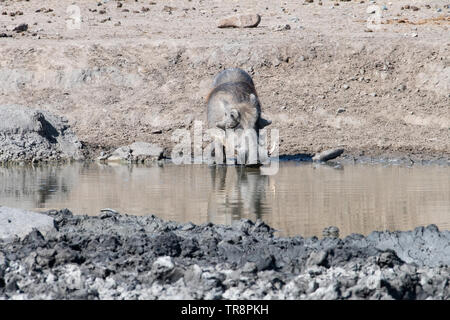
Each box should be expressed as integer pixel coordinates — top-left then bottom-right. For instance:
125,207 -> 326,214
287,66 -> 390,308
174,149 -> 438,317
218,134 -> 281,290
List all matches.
0,162 -> 449,237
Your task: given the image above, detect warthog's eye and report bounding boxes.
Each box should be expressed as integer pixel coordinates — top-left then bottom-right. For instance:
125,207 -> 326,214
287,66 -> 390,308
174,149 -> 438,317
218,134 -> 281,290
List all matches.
230,109 -> 240,120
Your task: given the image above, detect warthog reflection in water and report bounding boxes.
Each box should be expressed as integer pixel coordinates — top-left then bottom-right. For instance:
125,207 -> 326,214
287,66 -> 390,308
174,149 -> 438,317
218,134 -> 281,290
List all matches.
207,166 -> 269,224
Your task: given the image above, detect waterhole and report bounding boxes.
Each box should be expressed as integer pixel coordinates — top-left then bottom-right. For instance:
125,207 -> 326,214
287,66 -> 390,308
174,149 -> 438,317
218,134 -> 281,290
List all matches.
0,161 -> 449,237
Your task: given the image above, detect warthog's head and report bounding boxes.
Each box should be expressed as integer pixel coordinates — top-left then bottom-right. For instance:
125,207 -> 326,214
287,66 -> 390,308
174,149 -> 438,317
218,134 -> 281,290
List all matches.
215,93 -> 271,132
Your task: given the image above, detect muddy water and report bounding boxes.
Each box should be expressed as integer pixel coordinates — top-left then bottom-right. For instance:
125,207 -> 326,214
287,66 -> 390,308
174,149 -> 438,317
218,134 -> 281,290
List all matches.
0,162 -> 449,237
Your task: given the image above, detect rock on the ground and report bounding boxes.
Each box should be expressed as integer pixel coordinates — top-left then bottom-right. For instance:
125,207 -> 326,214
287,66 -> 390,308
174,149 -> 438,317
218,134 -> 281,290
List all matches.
101,141 -> 163,162
0,104 -> 84,162
0,207 -> 55,242
217,14 -> 261,28
312,148 -> 344,162
272,24 -> 291,31
12,23 -> 28,33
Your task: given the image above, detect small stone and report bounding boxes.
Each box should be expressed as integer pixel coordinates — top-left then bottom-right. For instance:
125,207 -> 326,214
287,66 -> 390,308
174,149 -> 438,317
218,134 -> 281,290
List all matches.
242,262 -> 257,273
141,7 -> 150,12
342,84 -> 350,90
323,226 -> 340,238
152,256 -> 175,276
337,108 -> 346,114
5,278 -> 18,293
114,21 -> 121,26
369,92 -> 377,97
99,9 -> 106,14
272,24 -> 290,31
99,208 -> 119,219
217,14 -> 261,28
163,6 -> 176,13
97,152 -> 109,160
306,250 -> 328,267
180,222 -> 195,231
411,33 -> 418,37
312,148 -> 344,162
304,0 -> 314,3
117,2 -> 123,8
397,84 -> 407,91
13,23 -> 28,32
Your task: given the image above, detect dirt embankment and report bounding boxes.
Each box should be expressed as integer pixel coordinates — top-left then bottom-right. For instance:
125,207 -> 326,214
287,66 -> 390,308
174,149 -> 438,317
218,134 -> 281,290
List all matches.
0,208 -> 449,299
0,0 -> 449,160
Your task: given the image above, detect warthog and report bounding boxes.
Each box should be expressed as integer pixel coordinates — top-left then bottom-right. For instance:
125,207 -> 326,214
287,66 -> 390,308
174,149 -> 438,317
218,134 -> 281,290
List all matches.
206,68 -> 272,164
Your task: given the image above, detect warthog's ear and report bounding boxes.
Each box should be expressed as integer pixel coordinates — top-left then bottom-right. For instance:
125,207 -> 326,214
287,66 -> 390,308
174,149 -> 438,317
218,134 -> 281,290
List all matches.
257,117 -> 272,129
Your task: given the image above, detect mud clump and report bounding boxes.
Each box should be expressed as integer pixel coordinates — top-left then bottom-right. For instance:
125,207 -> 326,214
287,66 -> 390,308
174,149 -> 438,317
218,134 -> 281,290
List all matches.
0,105 -> 84,163
0,209 -> 448,299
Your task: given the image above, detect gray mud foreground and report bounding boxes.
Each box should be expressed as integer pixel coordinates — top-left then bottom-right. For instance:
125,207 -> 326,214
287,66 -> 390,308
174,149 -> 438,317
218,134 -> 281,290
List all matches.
0,208 -> 449,300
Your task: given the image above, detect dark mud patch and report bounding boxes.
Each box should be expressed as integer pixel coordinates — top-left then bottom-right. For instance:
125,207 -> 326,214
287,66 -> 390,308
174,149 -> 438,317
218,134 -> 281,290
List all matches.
0,209 -> 448,299
279,153 -> 449,167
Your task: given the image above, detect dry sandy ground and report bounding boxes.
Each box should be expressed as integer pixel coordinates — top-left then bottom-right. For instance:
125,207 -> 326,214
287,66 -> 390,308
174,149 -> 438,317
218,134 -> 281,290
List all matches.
0,0 -> 449,159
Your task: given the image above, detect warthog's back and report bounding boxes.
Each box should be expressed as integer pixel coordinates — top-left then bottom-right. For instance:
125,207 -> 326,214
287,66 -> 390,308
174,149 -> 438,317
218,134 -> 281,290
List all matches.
212,68 -> 255,89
